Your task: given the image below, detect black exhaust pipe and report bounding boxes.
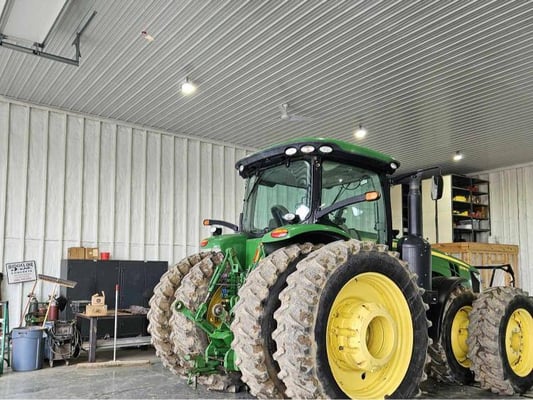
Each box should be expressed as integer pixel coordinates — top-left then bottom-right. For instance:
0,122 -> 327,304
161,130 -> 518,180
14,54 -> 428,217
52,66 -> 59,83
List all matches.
397,171 -> 432,291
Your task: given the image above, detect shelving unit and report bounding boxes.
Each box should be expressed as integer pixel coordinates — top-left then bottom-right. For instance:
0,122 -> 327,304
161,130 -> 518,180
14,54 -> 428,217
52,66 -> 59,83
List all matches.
450,175 -> 490,242
391,174 -> 491,243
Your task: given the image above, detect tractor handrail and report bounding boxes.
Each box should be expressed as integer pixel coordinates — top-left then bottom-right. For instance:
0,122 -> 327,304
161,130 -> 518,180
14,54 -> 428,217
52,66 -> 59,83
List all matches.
473,264 -> 515,287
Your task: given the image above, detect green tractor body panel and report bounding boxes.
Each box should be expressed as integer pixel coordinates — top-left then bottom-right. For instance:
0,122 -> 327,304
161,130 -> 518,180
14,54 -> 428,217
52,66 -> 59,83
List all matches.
431,248 -> 477,287
261,223 -> 350,243
200,233 -> 250,266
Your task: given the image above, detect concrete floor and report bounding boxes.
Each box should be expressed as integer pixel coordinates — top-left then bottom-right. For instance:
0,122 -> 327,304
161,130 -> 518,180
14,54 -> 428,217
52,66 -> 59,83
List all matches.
0,347 -> 532,399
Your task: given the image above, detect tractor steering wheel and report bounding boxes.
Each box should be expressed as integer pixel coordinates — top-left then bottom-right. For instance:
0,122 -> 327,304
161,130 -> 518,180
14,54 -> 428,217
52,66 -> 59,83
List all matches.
271,205 -> 290,228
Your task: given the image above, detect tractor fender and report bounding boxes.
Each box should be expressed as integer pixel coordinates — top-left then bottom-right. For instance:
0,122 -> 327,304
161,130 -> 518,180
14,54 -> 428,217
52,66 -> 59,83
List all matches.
428,276 -> 468,341
262,224 -> 349,255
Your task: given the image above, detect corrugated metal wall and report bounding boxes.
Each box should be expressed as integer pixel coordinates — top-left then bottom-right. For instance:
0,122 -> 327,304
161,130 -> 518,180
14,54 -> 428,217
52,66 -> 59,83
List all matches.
476,164 -> 533,294
1,96 -> 531,327
0,98 -> 249,326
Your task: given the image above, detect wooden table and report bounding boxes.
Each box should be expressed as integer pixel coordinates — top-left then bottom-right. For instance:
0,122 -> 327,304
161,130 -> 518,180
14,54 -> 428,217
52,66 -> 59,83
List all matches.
75,311 -> 150,362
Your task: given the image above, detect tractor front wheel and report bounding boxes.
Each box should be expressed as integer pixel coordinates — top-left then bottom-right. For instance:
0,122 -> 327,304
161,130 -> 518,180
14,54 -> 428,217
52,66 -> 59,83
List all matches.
467,287 -> 533,395
273,240 -> 430,399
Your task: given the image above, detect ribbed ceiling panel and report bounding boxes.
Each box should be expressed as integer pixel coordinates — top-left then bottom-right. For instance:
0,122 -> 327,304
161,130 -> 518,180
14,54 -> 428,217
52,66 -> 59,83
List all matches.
1,0 -> 532,174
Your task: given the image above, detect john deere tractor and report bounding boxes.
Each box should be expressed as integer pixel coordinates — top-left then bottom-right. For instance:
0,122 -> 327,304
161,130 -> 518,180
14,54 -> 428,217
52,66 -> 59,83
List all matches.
148,137 -> 533,398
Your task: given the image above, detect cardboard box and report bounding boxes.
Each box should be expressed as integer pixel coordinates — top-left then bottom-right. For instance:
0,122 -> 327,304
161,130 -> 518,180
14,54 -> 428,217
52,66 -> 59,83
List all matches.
68,247 -> 85,259
85,247 -> 99,260
91,291 -> 106,305
85,304 -> 108,316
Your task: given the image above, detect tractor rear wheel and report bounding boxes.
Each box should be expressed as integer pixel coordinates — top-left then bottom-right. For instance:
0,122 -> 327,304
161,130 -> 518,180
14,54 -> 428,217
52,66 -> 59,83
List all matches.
467,286 -> 533,395
429,286 -> 475,384
273,240 -> 430,399
169,252 -> 240,390
147,253 -> 209,374
231,243 -> 316,399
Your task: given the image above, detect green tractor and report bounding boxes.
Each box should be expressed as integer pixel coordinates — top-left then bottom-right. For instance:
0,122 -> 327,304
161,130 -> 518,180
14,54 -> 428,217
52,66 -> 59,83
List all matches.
148,137 -> 533,398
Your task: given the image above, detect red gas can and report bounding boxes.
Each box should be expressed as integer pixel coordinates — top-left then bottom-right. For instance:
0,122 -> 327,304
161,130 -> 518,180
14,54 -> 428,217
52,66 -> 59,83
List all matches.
48,298 -> 58,321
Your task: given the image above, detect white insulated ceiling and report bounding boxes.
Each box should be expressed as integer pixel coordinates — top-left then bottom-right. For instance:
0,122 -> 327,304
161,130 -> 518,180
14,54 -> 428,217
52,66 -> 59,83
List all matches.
1,0 -> 532,174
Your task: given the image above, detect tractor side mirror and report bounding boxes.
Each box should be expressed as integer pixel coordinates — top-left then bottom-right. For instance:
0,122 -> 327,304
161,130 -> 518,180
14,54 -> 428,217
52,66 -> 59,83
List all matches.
431,175 -> 443,200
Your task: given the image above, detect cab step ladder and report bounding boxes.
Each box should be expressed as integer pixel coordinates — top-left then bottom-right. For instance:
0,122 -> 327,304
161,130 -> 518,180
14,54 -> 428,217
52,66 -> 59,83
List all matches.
0,301 -> 9,375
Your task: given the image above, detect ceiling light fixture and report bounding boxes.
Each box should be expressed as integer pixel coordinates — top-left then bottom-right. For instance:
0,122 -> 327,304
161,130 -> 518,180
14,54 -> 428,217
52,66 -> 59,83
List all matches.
181,77 -> 197,95
354,124 -> 367,139
453,151 -> 464,162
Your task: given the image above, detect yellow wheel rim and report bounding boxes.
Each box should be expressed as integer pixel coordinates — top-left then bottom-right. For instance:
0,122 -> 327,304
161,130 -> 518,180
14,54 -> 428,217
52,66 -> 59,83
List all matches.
505,307 -> 533,377
207,287 -> 224,327
326,272 -> 413,399
450,305 -> 472,368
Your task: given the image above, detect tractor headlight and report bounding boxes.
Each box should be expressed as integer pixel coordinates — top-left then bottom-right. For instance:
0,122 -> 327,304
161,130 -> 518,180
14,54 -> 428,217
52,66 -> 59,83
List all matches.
300,145 -> 315,154
285,147 -> 298,156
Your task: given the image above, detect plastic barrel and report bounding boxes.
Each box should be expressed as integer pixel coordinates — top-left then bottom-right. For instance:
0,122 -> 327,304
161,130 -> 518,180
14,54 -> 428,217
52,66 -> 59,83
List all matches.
11,327 -> 45,371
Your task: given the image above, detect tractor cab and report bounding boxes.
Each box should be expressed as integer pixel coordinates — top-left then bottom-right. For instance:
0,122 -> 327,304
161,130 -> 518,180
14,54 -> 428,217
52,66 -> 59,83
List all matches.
236,137 -> 399,247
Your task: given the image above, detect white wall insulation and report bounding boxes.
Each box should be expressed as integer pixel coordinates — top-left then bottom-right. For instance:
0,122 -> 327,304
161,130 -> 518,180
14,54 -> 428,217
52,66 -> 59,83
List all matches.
475,163 -> 533,294
0,98 -> 249,326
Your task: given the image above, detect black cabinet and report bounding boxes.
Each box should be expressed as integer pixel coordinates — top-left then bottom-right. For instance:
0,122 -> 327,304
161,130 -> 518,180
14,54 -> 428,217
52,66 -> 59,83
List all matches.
60,260 -> 167,340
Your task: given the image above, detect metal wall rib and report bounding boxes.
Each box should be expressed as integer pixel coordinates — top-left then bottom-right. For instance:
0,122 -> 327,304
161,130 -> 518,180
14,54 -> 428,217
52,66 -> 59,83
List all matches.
476,164 -> 533,294
0,97 -> 249,327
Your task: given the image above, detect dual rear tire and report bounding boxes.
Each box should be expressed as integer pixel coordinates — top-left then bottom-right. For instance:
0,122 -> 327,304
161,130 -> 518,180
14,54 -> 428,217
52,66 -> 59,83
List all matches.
147,253 -> 211,374
429,286 -> 475,384
429,284 -> 533,396
468,287 -> 533,395
272,240 -> 429,399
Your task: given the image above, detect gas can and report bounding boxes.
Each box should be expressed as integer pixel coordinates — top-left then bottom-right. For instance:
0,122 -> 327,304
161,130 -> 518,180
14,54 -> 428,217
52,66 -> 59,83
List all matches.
48,298 -> 58,321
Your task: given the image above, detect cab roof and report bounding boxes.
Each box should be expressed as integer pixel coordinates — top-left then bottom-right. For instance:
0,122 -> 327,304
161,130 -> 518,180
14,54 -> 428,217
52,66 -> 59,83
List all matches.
236,137 -> 400,178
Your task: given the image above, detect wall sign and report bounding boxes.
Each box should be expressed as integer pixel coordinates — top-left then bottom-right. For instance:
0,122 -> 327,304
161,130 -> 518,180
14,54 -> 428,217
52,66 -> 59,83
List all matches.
5,260 -> 37,284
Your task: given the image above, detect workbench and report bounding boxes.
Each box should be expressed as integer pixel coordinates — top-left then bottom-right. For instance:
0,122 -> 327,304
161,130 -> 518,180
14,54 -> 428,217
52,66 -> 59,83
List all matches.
75,311 -> 151,362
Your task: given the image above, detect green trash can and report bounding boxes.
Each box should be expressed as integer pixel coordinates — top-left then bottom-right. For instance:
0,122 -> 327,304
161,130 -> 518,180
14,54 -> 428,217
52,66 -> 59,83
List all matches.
11,327 -> 44,371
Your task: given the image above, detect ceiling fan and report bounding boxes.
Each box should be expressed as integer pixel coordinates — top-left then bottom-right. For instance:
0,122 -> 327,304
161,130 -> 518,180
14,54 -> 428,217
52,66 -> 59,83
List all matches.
278,103 -> 310,122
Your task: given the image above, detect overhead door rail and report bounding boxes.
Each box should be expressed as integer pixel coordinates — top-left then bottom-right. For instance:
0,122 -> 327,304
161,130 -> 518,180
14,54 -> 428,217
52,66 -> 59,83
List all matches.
0,0 -> 96,66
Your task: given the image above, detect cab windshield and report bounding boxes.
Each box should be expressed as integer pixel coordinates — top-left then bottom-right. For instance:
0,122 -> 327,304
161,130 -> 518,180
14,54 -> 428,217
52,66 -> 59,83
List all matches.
240,158 -> 387,242
318,160 -> 386,242
241,159 -> 311,235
